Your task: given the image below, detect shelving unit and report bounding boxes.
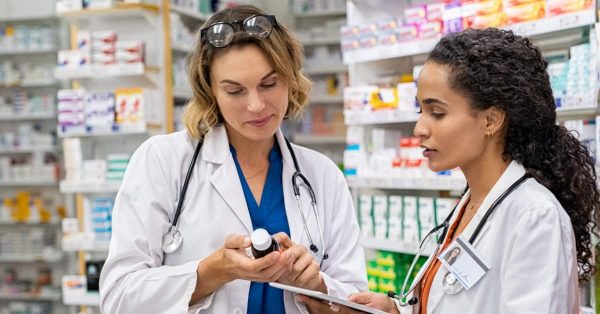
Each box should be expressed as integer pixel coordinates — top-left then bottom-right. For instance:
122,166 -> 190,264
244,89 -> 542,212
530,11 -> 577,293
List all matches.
293,133 -> 346,145
287,1 -> 347,166
0,112 -> 56,121
342,8 -> 596,64
54,3 -> 177,311
165,1 -> 210,132
0,292 -> 61,302
361,237 -> 431,256
347,176 -> 466,191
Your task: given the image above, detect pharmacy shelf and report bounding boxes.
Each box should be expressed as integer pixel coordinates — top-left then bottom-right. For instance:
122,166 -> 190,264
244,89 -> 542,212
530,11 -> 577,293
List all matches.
347,176 -> 466,191
0,112 -> 56,121
0,253 -> 63,263
0,14 -> 57,22
54,63 -> 158,80
0,180 -> 58,187
63,291 -> 100,306
60,180 -> 121,194
0,47 -> 58,56
343,38 -> 439,64
343,9 -> 596,64
311,94 -> 343,104
0,220 -> 59,227
0,78 -> 57,88
362,237 -> 430,256
173,87 -> 193,99
293,134 -> 346,145
170,5 -> 211,21
344,110 -> 419,125
58,3 -> 159,23
303,36 -> 341,46
0,292 -> 61,302
171,41 -> 192,53
0,145 -> 57,155
62,236 -> 110,252
304,63 -> 347,75
556,106 -> 598,119
57,122 -> 147,138
294,9 -> 346,18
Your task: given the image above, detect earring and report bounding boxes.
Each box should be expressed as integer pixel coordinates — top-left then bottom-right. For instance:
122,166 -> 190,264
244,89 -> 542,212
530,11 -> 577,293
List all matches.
487,131 -> 494,137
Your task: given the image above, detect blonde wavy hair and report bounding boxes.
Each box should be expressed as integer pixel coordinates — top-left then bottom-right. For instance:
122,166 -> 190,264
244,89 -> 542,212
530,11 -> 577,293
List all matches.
182,5 -> 313,139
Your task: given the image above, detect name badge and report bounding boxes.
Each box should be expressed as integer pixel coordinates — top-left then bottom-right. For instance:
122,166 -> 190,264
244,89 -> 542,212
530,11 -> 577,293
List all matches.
438,236 -> 490,290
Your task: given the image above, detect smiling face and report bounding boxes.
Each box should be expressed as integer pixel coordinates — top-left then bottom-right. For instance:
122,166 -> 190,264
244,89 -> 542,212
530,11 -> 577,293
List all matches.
414,62 -> 491,173
210,44 -> 289,145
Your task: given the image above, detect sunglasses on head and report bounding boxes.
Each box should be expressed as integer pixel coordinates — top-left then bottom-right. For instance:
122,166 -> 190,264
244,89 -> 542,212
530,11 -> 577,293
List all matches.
200,14 -> 278,48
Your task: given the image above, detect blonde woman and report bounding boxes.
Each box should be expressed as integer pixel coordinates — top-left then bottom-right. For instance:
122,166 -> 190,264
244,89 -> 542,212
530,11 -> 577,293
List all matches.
99,5 -> 366,314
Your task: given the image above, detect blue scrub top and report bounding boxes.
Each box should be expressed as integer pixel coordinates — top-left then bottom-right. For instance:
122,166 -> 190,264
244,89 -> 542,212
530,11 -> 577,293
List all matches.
231,140 -> 289,314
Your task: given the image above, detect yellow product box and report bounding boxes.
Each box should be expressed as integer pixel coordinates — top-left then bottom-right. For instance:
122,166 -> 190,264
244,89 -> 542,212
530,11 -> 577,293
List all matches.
505,1 -> 546,24
369,88 -> 398,110
114,88 -> 144,125
465,11 -> 508,28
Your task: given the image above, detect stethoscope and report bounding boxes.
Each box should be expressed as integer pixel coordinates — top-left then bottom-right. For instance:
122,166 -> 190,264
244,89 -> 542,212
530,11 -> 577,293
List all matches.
161,137 -> 329,261
388,174 -> 530,306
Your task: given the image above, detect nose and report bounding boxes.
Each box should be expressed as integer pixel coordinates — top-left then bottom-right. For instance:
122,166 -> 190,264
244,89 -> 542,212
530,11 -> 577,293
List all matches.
247,90 -> 266,113
413,115 -> 430,139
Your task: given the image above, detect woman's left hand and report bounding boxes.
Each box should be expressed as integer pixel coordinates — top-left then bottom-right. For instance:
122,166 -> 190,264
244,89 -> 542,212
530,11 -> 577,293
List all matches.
273,233 -> 326,292
296,295 -> 362,314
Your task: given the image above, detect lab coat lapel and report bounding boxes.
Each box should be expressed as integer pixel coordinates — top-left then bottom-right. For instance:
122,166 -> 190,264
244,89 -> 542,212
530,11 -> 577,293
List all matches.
276,131 -> 304,245
204,125 -> 253,233
427,161 -> 526,313
461,161 -> 525,246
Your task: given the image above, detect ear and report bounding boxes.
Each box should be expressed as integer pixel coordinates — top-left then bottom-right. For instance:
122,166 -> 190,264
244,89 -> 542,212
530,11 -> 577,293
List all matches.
484,106 -> 506,136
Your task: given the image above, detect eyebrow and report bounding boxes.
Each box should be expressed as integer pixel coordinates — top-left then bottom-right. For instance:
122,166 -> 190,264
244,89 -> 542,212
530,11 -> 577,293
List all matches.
219,70 -> 277,85
416,96 -> 449,107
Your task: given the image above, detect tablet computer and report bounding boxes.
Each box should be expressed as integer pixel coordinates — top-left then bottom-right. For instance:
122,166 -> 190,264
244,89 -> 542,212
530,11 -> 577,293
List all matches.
269,282 -> 388,314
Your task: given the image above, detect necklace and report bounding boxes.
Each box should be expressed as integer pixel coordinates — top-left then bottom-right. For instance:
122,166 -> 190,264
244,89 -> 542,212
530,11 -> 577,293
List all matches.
467,198 -> 484,211
245,163 -> 269,180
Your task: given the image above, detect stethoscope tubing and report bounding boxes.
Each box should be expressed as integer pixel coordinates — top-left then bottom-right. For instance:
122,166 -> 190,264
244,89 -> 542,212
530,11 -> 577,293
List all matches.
164,136 -> 328,259
393,174 -> 530,306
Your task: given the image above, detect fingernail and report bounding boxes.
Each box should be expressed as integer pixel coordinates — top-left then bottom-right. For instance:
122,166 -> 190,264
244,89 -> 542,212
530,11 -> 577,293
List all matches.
243,237 -> 251,246
330,304 -> 341,312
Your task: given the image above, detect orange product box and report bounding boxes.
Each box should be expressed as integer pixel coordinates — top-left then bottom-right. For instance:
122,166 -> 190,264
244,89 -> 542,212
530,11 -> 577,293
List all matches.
546,0 -> 592,16
503,0 -> 543,8
504,1 -> 546,24
464,11 -> 507,28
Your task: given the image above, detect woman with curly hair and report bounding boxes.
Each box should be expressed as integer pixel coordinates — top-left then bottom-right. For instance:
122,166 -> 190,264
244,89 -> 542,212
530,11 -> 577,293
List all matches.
299,28 -> 599,314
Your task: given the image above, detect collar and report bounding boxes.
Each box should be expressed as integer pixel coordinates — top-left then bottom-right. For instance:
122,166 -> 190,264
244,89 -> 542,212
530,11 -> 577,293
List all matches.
454,160 -> 526,243
202,124 -> 297,173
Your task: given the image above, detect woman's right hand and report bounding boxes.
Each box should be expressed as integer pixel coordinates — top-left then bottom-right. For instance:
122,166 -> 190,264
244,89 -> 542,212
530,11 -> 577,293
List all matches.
191,234 -> 294,305
216,234 -> 294,283
347,292 -> 399,314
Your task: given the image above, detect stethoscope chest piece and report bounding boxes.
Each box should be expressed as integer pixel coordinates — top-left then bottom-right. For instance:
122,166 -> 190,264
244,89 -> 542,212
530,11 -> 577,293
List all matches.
441,271 -> 463,295
162,228 -> 183,254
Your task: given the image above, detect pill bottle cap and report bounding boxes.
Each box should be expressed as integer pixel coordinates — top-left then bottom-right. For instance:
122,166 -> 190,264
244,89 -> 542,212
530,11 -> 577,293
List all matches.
251,228 -> 272,251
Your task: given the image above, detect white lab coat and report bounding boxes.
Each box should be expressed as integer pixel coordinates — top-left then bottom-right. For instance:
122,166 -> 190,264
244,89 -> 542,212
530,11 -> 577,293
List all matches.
397,161 -> 579,314
99,125 -> 367,314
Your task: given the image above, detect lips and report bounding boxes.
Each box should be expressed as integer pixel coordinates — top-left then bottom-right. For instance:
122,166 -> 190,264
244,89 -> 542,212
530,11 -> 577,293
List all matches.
247,116 -> 272,128
421,145 -> 437,158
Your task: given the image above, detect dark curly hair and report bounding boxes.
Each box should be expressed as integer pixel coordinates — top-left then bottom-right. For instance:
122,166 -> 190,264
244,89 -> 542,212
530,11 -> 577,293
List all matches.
428,28 -> 599,283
